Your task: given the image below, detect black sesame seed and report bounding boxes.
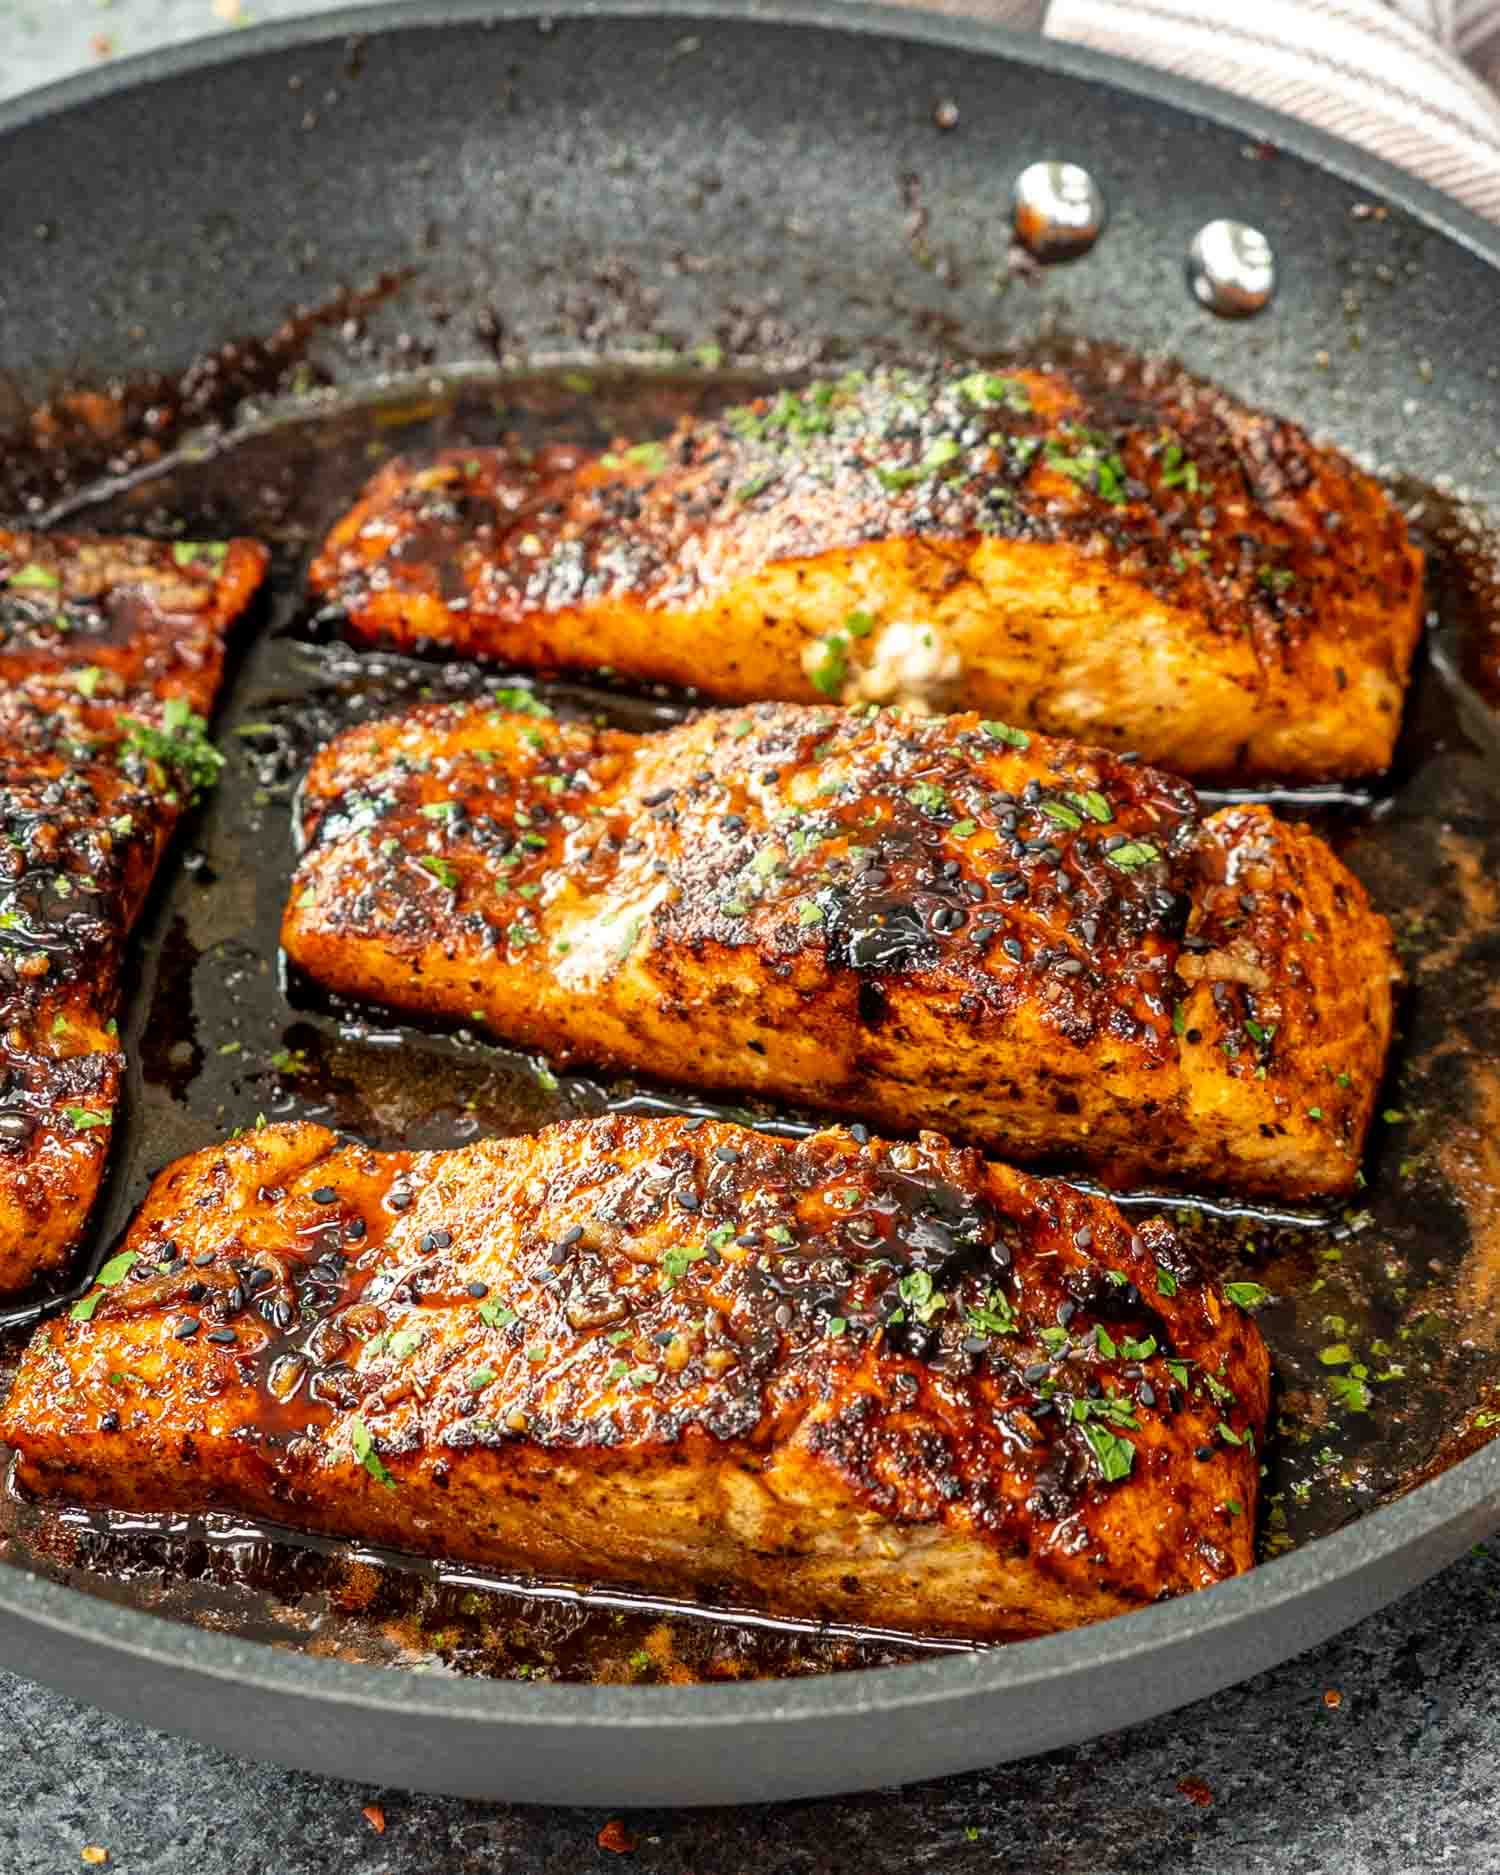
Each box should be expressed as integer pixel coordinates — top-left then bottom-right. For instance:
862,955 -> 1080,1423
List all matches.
345,1218 -> 367,1242
185,1282 -> 207,1304
466,1280 -> 490,1298
642,787 -> 674,807
388,1188 -> 413,1212
1023,1361 -> 1050,1383
849,1123 -> 870,1144
246,1267 -> 274,1294
961,1335 -> 990,1356
676,1191 -> 700,1212
1003,937 -> 1024,962
736,1232 -> 763,1247
207,1329 -> 237,1346
100,1411 -> 120,1433
1138,1381 -> 1157,1407
174,1316 -> 200,1340
270,1300 -> 295,1331
722,813 -> 745,832
1056,958 -> 1084,975
682,1117 -> 705,1132
1194,1445 -> 1215,1461
1073,1225 -> 1093,1249
193,1251 -> 215,1268
714,1146 -> 740,1163
1057,1300 -> 1076,1326
311,1186 -> 337,1205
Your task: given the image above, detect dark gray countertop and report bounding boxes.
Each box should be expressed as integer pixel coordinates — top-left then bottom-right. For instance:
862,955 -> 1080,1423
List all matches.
2,5 -> 1500,1870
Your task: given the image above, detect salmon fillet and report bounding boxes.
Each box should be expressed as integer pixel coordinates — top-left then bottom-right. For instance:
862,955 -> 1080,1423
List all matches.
0,530 -> 268,1294
281,699 -> 1396,1199
0,1114 -> 1269,1638
309,362 -> 1424,781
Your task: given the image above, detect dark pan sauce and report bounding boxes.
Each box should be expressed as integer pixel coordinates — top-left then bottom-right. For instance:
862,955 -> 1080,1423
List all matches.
1,361 -> 1499,1684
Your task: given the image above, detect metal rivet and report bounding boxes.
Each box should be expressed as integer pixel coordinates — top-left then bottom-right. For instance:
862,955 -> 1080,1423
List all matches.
1188,219 -> 1276,317
1011,161 -> 1106,262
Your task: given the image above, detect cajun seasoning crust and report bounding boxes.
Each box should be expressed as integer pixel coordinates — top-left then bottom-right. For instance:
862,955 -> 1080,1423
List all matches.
308,363 -> 1424,781
0,532 -> 268,1294
0,1116 -> 1268,1638
282,699 -> 1396,1199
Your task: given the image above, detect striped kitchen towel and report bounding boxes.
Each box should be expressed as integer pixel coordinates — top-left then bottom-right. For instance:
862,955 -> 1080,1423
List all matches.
919,0 -> 1500,219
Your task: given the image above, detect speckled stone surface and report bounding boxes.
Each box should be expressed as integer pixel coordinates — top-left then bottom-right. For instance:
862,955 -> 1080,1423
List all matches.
2,4 -> 1500,1871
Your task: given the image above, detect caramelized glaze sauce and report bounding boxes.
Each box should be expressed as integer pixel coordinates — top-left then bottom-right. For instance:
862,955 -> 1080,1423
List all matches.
0,357 -> 1497,1682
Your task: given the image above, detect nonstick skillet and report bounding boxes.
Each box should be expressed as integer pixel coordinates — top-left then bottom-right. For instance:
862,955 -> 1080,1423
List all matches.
1,0 -> 1500,1808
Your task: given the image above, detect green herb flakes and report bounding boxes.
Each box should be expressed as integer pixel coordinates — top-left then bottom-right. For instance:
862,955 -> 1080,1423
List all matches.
981,720 -> 1030,749
417,856 -> 460,889
350,1418 -> 398,1490
1081,1424 -> 1135,1482
1223,1281 -> 1271,1311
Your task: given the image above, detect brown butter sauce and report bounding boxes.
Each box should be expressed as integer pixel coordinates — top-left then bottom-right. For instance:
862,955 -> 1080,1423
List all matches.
1,360 -> 1498,1684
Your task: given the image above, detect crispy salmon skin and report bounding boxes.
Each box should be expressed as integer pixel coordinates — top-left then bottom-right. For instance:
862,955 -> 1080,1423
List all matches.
0,530 -> 267,1293
310,362 -> 1423,781
0,1115 -> 1269,1638
283,698 -> 1396,1199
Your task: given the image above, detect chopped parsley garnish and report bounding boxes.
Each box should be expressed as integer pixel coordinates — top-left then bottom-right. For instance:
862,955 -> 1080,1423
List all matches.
417,856 -> 460,889
479,1300 -> 518,1330
1223,1282 -> 1270,1311
467,1368 -> 496,1392
808,632 -> 849,698
965,1289 -> 1018,1337
1155,1265 -> 1178,1297
350,1418 -> 398,1490
1105,840 -> 1161,872
622,440 -> 669,473
873,436 -> 964,492
735,469 -> 779,504
70,1249 -> 139,1321
1081,1424 -> 1135,1482
1328,1374 -> 1371,1413
171,541 -> 229,571
1158,441 -> 1201,494
1070,790 -> 1113,824
896,1268 -> 947,1324
955,371 -> 1031,413
826,1316 -> 848,1338
981,721 -> 1030,749
75,666 -> 104,699
491,687 -> 553,718
906,782 -> 949,815
1120,1334 -> 1157,1361
1040,800 -> 1083,831
65,1107 -> 112,1132
796,899 -> 825,927
1095,1325 -> 1118,1360
844,608 -> 876,638
612,915 -> 644,966
661,1243 -> 708,1285
117,697 -> 225,801
8,563 -> 59,592
1042,434 -> 1127,504
418,800 -> 460,821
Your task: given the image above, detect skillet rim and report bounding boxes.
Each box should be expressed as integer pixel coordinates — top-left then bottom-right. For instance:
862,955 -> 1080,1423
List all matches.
0,0 -> 1498,1743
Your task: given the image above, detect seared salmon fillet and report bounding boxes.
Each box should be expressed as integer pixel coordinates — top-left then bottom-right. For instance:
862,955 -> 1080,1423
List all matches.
309,363 -> 1423,781
282,699 -> 1396,1199
0,531 -> 267,1294
0,1115 -> 1269,1637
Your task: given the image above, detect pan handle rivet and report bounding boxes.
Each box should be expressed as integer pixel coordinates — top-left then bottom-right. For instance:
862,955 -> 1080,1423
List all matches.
1011,161 -> 1106,262
1187,219 -> 1276,317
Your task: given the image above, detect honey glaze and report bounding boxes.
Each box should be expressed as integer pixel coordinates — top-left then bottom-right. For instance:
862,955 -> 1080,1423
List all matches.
0,356 -> 1497,1682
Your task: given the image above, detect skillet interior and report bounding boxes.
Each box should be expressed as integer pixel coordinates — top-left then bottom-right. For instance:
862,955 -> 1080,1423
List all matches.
0,0 -> 1499,1805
